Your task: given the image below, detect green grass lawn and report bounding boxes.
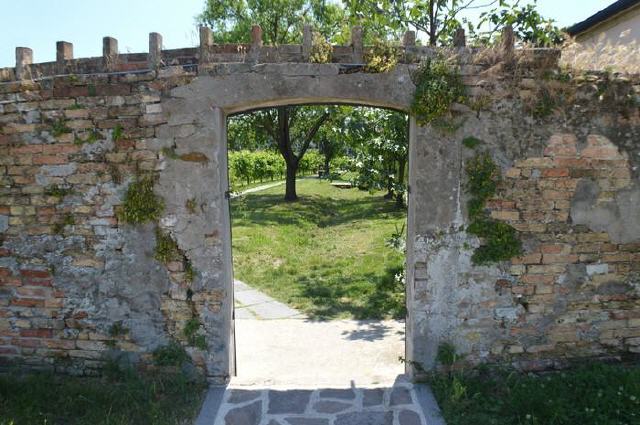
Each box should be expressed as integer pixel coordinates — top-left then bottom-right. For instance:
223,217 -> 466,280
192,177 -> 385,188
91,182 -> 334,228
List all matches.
231,178 -> 406,320
430,363 -> 640,425
0,369 -> 206,425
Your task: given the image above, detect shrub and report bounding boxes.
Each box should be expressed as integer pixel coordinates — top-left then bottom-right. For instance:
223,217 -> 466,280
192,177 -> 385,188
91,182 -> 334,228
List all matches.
411,58 -> 466,125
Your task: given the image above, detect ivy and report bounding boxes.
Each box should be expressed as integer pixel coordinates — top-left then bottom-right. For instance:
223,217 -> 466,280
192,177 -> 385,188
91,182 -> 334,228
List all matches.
117,175 -> 164,224
464,151 -> 522,265
411,58 -> 465,126
364,39 -> 400,73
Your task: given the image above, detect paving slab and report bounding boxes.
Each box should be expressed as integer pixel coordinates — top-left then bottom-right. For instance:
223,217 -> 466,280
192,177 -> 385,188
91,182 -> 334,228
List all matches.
206,380 -> 439,425
195,280 -> 444,424
234,280 -> 305,320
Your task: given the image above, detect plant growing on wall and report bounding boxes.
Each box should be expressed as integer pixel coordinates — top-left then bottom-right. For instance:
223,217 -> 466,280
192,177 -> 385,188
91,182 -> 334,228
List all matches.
310,31 -> 333,63
117,175 -> 164,224
411,57 -> 465,125
464,150 -> 521,265
364,39 -> 400,73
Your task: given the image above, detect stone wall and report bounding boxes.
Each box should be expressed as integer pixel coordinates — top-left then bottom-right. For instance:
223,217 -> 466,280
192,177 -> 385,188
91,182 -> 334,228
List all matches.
409,62 -> 640,373
1,25 -> 639,381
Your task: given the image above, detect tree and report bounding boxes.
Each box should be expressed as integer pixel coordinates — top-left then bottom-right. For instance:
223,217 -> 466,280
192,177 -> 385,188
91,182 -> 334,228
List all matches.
348,108 -> 408,208
344,0 -> 563,47
200,0 -> 343,201
199,0 -> 347,44
315,106 -> 351,178
257,107 -> 330,201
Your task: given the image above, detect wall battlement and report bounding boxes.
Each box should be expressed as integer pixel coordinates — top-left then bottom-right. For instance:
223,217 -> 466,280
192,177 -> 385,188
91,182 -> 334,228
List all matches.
1,25 -> 563,83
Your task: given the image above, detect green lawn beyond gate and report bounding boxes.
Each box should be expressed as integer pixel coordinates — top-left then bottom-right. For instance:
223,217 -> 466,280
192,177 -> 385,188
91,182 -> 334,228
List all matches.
231,179 -> 407,319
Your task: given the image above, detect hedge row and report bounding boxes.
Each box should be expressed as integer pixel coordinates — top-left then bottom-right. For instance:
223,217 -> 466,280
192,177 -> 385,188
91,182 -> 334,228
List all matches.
228,150 -> 325,189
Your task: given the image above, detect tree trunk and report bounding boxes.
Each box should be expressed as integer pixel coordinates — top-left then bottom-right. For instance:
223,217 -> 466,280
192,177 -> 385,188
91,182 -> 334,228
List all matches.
324,156 -> 331,178
284,161 -> 298,201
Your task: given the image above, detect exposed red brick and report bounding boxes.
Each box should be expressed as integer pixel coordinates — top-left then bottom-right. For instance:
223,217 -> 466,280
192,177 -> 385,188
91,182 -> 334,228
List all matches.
23,278 -> 53,287
20,329 -> 53,338
542,168 -> 569,178
10,298 -> 45,308
20,269 -> 51,279
53,85 -> 89,97
33,155 -> 67,165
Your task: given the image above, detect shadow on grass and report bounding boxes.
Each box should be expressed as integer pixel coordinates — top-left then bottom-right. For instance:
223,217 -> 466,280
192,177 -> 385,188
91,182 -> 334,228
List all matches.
231,193 -> 405,228
299,264 -> 406,321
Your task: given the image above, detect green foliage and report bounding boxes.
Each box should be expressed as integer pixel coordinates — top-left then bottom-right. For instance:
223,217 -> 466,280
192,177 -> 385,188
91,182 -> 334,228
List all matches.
161,147 -> 179,159
465,153 -> 498,211
533,86 -> 557,118
184,261 -> 196,283
118,176 -> 164,224
228,150 -> 286,189
108,164 -> 123,185
152,342 -> 190,366
108,321 -> 129,337
430,363 -> 640,425
183,318 -> 207,350
232,179 -> 406,319
154,229 -> 180,263
347,0 -> 563,47
185,198 -> 197,214
310,31 -> 333,63
74,129 -> 101,145
436,342 -> 459,366
364,39 -> 400,73
51,119 -> 72,137
411,58 -> 465,126
464,152 -> 522,265
112,125 -> 124,142
474,0 -> 564,47
462,136 -> 482,149
347,108 -> 408,207
52,213 -> 75,235
44,184 -> 73,199
228,149 -> 323,191
467,219 -> 522,265
0,369 -> 206,425
385,223 -> 406,253
198,0 -> 348,45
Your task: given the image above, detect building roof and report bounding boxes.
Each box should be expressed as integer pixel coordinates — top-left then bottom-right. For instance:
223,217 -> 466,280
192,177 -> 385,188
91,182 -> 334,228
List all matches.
567,0 -> 640,36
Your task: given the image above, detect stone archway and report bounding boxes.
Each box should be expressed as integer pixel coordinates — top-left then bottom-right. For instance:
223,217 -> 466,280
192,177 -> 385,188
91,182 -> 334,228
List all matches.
5,26 -> 635,385
154,63 -> 450,382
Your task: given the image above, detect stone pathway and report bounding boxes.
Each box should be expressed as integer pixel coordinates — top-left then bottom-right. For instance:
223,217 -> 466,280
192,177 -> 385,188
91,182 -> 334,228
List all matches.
231,181 -> 286,198
201,378 -> 444,425
235,280 -> 305,320
195,281 -> 445,424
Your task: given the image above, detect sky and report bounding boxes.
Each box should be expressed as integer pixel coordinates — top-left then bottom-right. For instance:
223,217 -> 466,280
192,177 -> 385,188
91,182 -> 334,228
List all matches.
0,0 -> 613,68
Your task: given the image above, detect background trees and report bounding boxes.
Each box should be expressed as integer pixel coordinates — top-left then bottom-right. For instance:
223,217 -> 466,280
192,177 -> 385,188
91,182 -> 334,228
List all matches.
344,0 -> 563,47
204,0 -> 561,203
